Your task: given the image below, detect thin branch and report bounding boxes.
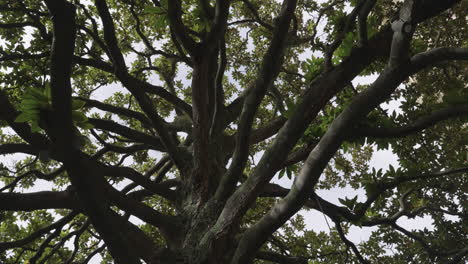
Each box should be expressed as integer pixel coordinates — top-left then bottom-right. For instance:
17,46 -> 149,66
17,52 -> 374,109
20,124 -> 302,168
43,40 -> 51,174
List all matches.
89,118 -> 165,150
0,211 -> 78,251
39,221 -> 91,264
79,97 -> 153,128
240,0 -> 274,30
216,0 -> 298,203
105,185 -> 179,236
102,165 -> 177,201
83,244 -> 105,264
357,0 -> 377,47
256,251 -> 307,264
223,3 -> 440,262
334,221 -> 370,264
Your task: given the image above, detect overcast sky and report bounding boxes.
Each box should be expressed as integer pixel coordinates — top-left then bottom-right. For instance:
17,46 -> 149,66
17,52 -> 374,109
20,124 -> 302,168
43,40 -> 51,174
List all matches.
0,1 -> 446,262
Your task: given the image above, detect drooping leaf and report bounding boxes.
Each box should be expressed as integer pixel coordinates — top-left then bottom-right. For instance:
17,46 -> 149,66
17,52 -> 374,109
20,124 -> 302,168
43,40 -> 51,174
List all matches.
72,110 -> 88,123
71,99 -> 86,110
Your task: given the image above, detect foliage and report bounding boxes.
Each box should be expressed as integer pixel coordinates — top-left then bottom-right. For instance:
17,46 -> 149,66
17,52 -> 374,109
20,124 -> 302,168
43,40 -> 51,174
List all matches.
0,0 -> 467,264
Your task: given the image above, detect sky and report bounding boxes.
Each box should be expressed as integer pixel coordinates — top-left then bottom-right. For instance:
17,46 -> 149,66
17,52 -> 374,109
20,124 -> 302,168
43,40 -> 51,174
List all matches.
0,1 -> 443,263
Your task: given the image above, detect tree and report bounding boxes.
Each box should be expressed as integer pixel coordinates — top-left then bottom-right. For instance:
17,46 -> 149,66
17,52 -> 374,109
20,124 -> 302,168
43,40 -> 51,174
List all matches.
0,0 -> 467,263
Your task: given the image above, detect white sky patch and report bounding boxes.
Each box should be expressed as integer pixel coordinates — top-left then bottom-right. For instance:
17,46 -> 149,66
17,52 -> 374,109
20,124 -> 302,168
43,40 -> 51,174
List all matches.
300,210 -> 333,233
352,74 -> 378,86
396,215 -> 435,232
348,225 -> 378,244
369,146 -> 400,172
381,97 -> 404,115
0,1 -> 449,262
90,82 -> 128,101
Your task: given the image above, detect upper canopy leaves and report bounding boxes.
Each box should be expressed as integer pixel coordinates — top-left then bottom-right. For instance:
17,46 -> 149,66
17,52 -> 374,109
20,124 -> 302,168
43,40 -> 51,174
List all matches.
0,0 -> 467,263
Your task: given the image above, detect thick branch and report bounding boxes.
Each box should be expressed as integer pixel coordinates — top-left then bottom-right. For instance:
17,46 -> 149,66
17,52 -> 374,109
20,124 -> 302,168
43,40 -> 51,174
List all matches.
0,143 -> 37,156
216,0 -> 298,202
228,2 -> 465,261
204,0 -> 230,52
167,0 -> 200,56
0,91 -> 49,148
0,191 -> 77,211
212,4 -> 463,255
94,0 -> 127,73
43,1 -> 147,262
105,186 -> 181,246
352,104 -> 468,138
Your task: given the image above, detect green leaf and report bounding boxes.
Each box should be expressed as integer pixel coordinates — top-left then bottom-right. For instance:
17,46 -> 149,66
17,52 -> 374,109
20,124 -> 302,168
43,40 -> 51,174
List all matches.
286,166 -> 292,179
338,195 -> 358,210
44,83 -> 52,99
14,112 -> 33,123
19,99 -> 41,110
76,121 -> 94,129
30,122 -> 41,133
278,168 -> 285,179
443,88 -> 468,105
281,98 -> 297,118
71,99 -> 86,110
365,210 -> 379,218
144,6 -> 163,14
363,182 -> 378,197
28,87 -> 48,102
72,110 -> 88,123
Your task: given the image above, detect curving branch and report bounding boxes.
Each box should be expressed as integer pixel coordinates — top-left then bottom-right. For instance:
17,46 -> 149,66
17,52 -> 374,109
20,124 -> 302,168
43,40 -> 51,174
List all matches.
102,165 -> 177,201
167,0 -> 200,57
334,221 -> 370,264
225,2 -> 468,262
391,223 -> 465,258
357,0 -> 377,47
0,21 -> 32,28
58,221 -> 91,264
204,0 -> 230,52
89,118 -> 165,150
94,0 -> 127,74
79,97 -> 152,127
42,1 -> 153,262
83,244 -> 105,264
0,168 -> 40,193
93,1 -> 187,172
324,0 -> 367,68
29,221 -> 67,264
215,0 -> 298,203
352,104 -> 468,138
71,55 -> 194,117
410,47 -> 468,71
209,4 -> 463,260
0,51 -> 49,62
137,79 -> 193,117
0,211 -> 78,251
240,0 -> 274,30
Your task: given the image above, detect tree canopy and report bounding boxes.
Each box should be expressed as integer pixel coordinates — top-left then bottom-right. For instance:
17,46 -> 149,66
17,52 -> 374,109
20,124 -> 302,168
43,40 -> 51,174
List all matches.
0,0 -> 467,263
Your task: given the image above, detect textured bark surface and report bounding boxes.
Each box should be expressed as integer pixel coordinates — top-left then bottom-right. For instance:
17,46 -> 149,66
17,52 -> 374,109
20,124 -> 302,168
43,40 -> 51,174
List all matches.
0,0 -> 467,263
